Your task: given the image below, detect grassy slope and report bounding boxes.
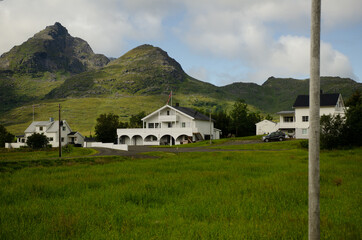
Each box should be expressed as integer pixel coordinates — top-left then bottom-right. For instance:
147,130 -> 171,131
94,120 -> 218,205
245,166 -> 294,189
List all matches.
1,95 -> 236,136
0,142 -> 360,239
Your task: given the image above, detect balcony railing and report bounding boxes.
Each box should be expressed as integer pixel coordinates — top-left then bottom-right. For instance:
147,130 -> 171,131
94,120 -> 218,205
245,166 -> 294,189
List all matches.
158,115 -> 178,122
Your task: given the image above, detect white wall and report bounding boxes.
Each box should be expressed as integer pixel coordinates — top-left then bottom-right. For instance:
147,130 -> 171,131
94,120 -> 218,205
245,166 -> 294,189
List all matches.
256,120 -> 278,135
84,142 -> 128,151
194,120 -> 214,139
5,142 -> 27,148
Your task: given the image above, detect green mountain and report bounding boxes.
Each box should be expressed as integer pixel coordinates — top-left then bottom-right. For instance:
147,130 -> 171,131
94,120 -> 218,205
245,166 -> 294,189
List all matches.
0,22 -> 109,74
45,44 -> 223,98
222,76 -> 362,113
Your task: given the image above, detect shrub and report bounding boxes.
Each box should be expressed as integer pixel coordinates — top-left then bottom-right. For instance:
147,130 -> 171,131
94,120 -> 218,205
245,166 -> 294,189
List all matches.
299,140 -> 308,149
26,133 -> 49,149
62,144 -> 74,153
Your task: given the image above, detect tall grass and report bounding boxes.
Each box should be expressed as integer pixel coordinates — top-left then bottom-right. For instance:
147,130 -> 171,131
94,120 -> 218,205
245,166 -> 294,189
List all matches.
0,145 -> 360,239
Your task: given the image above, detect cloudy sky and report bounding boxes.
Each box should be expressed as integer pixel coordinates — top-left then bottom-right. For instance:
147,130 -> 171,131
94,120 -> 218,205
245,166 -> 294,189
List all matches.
0,0 -> 361,86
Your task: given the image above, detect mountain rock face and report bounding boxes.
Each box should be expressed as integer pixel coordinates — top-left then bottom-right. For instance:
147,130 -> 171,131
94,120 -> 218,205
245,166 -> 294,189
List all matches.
45,44 -> 212,98
0,22 -> 109,74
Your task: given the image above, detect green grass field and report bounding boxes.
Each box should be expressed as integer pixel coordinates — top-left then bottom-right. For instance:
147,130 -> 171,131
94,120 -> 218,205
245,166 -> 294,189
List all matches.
0,141 -> 361,239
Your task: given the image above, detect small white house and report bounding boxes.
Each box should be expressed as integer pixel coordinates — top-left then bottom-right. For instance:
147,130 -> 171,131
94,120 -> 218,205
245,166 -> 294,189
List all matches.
255,120 -> 278,135
6,118 -> 84,148
117,104 -> 221,146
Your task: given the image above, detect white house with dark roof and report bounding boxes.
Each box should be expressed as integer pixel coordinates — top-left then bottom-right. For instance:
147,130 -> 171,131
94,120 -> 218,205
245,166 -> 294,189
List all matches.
277,92 -> 345,139
256,92 -> 346,139
117,104 -> 221,146
7,118 -> 84,148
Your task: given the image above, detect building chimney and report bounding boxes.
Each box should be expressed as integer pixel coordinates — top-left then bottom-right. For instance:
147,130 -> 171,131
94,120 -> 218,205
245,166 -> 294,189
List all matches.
175,103 -> 179,107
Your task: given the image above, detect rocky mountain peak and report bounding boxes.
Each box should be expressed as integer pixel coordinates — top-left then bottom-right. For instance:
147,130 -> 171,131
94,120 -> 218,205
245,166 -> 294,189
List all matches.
0,22 -> 109,74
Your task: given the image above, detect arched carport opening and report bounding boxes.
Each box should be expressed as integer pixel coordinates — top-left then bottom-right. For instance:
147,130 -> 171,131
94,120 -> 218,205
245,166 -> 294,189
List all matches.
119,135 -> 131,145
176,134 -> 190,145
160,135 -> 175,146
144,135 -> 158,142
132,135 -> 143,146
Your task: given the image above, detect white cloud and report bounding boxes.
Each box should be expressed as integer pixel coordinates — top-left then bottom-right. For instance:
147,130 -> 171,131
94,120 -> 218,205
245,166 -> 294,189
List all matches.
0,0 -> 167,57
177,0 -> 359,83
0,0 -> 359,84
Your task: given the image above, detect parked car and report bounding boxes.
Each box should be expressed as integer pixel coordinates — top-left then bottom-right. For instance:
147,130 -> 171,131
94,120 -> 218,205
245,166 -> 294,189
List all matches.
262,131 -> 286,142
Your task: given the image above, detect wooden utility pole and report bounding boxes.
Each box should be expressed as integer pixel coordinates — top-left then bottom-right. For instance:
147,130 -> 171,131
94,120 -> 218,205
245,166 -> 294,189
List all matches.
59,104 -> 62,158
209,111 -> 212,145
309,0 -> 321,239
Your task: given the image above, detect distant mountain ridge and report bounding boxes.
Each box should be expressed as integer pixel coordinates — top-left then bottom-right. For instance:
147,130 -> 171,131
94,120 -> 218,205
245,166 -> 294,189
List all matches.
0,22 -> 109,74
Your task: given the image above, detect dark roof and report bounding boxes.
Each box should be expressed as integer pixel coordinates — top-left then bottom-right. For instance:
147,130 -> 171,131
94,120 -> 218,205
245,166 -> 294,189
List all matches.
173,106 -> 214,122
293,93 -> 340,108
68,132 -> 78,135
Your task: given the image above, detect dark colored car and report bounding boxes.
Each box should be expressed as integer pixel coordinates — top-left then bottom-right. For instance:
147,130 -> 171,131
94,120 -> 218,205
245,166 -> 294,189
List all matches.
262,131 -> 286,142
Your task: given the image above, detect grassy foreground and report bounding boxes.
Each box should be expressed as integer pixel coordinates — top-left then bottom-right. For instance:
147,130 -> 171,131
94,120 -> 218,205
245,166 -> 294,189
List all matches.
0,143 -> 361,239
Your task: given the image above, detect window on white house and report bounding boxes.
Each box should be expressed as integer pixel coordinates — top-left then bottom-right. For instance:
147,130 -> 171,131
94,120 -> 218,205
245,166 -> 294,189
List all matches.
61,137 -> 64,142
302,129 -> 308,135
167,110 -> 170,115
168,122 -> 172,128
148,123 -> 154,128
39,126 -> 43,131
62,126 -> 66,131
302,116 -> 309,122
74,137 -> 77,141
283,116 -> 294,122
155,123 -> 159,128
49,137 -> 53,141
182,122 -> 186,128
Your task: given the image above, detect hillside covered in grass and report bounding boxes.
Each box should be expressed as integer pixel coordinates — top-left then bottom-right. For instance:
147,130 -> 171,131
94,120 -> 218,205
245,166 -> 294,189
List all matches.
1,22 -> 361,135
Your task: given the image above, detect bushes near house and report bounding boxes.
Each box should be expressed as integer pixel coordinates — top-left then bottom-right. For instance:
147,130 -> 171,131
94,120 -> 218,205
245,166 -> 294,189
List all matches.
320,90 -> 362,149
26,133 -> 49,149
0,125 -> 14,147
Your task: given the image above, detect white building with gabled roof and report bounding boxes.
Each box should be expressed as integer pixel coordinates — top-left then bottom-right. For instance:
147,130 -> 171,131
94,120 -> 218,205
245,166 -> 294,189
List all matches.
256,92 -> 346,139
7,118 -> 84,148
117,103 -> 221,146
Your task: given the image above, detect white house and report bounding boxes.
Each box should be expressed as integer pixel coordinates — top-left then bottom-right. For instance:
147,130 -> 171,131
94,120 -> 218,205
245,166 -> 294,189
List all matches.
6,118 -> 84,148
256,92 -> 346,139
117,104 -> 221,146
291,93 -> 345,139
255,119 -> 278,135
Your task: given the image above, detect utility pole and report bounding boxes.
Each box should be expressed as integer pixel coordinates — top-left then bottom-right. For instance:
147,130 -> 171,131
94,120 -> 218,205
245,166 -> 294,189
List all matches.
209,111 -> 212,145
309,0 -> 321,239
59,104 -> 62,158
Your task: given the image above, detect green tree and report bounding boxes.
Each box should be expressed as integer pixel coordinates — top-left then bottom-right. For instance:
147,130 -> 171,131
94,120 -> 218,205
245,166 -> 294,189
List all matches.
26,133 -> 49,149
213,110 -> 231,137
265,114 -> 274,121
320,114 -> 345,149
344,92 -> 362,147
129,111 -> 146,128
0,124 -> 15,147
230,99 -> 248,137
230,99 -> 261,137
94,113 -> 120,143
